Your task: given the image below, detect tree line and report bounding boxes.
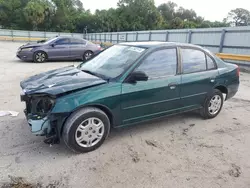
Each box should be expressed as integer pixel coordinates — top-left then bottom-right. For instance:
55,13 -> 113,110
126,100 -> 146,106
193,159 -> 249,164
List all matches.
0,0 -> 249,33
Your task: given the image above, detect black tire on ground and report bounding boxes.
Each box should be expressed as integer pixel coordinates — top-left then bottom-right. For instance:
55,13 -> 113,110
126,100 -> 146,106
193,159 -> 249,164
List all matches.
62,107 -> 110,153
33,51 -> 47,63
200,89 -> 224,119
83,51 -> 93,61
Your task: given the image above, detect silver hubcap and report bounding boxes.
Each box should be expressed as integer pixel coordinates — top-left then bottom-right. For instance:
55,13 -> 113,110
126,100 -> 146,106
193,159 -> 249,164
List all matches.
36,52 -> 45,62
75,117 -> 104,148
208,95 -> 222,115
84,52 -> 92,60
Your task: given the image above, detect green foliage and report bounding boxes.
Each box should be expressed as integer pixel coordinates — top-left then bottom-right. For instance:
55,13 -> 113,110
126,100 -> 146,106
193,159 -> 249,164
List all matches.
0,0 -> 244,32
226,8 -> 250,26
24,0 -> 48,30
157,1 -> 177,22
117,0 -> 163,31
0,0 -> 29,29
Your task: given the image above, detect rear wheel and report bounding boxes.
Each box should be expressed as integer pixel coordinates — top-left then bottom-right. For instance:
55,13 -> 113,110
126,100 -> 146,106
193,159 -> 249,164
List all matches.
62,107 -> 110,153
200,89 -> 224,119
34,51 -> 47,63
83,51 -> 93,61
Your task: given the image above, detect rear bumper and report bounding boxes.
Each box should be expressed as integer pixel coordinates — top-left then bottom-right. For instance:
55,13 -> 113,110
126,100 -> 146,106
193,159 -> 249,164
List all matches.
226,81 -> 239,100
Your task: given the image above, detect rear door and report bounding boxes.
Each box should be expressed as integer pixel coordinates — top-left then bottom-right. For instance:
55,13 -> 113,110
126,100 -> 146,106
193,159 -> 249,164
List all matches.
69,38 -> 87,59
179,47 -> 219,111
121,48 -> 182,125
47,38 -> 70,59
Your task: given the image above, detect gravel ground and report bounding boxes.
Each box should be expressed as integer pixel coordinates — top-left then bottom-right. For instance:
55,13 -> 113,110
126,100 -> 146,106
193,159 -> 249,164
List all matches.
0,41 -> 250,188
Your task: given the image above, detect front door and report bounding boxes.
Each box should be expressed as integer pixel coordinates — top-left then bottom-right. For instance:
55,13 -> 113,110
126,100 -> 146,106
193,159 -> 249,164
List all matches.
121,48 -> 181,125
179,47 -> 219,110
47,38 -> 70,60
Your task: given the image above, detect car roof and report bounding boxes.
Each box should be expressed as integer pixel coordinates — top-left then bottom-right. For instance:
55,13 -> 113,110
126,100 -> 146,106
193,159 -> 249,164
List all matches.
119,41 -> 203,49
54,36 -> 86,40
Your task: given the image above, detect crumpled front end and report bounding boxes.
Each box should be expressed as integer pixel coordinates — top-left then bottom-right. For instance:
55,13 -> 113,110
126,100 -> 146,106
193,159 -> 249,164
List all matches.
20,91 -> 62,143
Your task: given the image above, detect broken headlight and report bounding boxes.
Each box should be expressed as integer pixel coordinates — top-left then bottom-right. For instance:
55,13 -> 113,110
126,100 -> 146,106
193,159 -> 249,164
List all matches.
35,97 -> 55,114
27,96 -> 55,119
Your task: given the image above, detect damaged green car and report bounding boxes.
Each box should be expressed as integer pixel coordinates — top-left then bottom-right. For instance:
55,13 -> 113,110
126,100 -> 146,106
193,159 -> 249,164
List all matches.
20,42 -> 239,153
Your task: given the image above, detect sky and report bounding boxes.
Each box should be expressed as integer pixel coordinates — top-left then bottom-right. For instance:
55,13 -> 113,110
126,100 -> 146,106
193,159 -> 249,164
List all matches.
81,0 -> 250,22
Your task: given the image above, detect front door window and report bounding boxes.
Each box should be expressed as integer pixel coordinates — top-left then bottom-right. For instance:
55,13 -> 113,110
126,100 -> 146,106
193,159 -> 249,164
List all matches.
135,48 -> 177,79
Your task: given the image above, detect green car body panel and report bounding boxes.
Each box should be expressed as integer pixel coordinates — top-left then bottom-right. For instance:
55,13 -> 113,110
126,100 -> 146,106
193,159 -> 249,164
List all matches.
20,42 -> 240,142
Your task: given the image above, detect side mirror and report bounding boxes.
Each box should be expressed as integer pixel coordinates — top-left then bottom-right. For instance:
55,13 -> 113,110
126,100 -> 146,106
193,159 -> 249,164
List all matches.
128,71 -> 148,83
51,43 -> 55,47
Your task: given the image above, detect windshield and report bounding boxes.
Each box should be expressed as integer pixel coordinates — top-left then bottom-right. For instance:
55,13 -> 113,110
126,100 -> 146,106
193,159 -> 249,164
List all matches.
78,45 -> 146,79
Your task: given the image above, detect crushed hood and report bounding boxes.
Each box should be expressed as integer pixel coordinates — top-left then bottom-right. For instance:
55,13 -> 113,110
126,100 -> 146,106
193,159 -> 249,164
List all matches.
20,43 -> 44,49
20,66 -> 107,96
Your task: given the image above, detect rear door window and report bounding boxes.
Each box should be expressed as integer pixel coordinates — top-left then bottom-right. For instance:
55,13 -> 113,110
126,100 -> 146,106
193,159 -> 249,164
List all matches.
206,55 -> 216,70
181,48 -> 206,74
71,38 -> 86,45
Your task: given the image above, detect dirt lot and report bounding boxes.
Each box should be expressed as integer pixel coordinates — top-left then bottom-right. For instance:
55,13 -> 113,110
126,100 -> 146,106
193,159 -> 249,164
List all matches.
0,41 -> 250,188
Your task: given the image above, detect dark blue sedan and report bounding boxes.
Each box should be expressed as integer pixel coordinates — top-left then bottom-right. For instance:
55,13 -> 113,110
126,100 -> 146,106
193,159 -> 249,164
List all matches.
16,36 -> 102,63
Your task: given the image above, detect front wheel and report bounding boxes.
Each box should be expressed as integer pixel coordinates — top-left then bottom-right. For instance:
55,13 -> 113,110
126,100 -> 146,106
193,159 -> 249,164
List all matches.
62,107 -> 110,153
34,51 -> 47,63
200,89 -> 224,119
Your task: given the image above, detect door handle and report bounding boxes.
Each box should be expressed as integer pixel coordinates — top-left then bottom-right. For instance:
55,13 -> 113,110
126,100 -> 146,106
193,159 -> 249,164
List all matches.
168,83 -> 178,90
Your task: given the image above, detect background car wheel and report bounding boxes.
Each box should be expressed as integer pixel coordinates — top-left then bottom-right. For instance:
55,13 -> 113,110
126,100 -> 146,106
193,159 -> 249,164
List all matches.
62,107 -> 110,153
83,51 -> 93,61
34,51 -> 47,63
200,89 -> 224,119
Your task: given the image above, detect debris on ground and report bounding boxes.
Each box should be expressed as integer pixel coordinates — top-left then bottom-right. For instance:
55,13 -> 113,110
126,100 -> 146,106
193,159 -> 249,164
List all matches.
128,146 -> 140,163
198,143 -> 222,148
1,176 -> 41,188
1,176 -> 60,188
234,122 -> 241,125
182,124 -> 195,135
213,129 -> 226,134
145,140 -> 159,148
182,128 -> 189,135
145,139 -> 165,151
89,167 -> 97,171
131,152 -> 140,163
0,111 -> 19,117
228,164 -> 241,177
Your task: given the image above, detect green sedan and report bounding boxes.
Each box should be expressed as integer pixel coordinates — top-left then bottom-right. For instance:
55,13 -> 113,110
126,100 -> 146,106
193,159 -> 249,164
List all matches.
20,42 -> 240,153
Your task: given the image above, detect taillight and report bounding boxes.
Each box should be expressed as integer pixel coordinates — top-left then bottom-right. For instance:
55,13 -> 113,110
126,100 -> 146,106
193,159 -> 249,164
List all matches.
236,66 -> 240,77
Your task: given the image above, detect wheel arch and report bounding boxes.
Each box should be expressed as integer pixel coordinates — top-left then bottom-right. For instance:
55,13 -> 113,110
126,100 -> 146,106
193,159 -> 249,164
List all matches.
33,50 -> 48,61
214,85 -> 228,100
83,50 -> 93,55
59,104 -> 114,136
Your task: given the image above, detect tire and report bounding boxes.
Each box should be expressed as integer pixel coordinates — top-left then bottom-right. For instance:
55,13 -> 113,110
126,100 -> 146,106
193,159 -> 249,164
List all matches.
200,89 -> 224,119
34,51 -> 47,63
83,51 -> 93,61
62,107 -> 110,153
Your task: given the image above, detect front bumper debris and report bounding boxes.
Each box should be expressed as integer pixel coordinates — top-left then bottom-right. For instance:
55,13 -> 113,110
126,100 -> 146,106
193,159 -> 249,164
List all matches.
28,117 -> 50,135
20,91 -> 61,144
